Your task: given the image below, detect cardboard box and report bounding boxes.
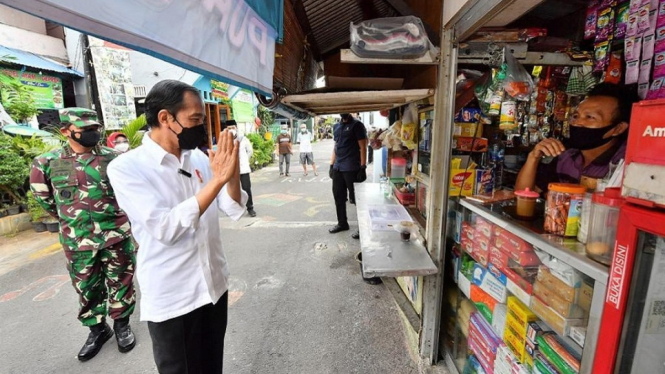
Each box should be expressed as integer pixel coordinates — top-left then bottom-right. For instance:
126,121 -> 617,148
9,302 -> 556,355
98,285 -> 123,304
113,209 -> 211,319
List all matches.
527,321 -> 553,345
471,284 -> 498,323
506,277 -> 532,307
490,245 -> 541,268
472,237 -> 491,267
462,221 -> 475,242
507,296 -> 537,326
473,263 -> 508,303
578,280 -> 593,312
533,281 -> 586,318
458,271 -> 472,299
537,267 -> 580,303
454,122 -> 484,137
449,168 -> 475,196
454,136 -> 489,152
460,233 -> 474,255
493,227 -> 533,253
530,296 -> 585,337
474,217 -> 494,239
569,326 -> 586,347
474,168 -> 494,196
503,323 -> 528,363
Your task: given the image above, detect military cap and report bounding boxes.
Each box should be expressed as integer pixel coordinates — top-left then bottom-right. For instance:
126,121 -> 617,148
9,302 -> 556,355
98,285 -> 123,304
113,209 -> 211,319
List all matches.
59,107 -> 101,128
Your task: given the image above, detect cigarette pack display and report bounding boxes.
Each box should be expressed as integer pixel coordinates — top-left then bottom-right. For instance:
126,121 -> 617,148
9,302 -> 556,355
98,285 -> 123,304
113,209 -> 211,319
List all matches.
536,267 -> 580,303
578,280 -> 593,312
533,281 -> 586,318
529,296 -> 585,337
472,263 -> 508,303
569,326 -> 586,347
542,334 -> 581,373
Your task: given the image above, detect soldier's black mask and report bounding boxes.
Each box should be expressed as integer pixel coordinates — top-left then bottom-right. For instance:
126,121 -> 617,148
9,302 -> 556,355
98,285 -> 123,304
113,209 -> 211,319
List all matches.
71,129 -> 101,148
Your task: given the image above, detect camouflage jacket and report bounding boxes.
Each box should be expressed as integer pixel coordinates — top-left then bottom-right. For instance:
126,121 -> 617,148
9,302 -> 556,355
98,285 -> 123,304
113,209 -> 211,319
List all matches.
30,145 -> 131,251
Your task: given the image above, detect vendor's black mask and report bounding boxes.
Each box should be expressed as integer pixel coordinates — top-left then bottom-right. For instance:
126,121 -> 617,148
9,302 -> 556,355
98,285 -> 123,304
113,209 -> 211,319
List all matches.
563,122 -> 621,150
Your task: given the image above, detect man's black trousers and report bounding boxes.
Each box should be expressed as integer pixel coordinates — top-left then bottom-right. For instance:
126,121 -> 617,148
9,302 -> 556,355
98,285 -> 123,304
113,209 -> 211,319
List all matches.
332,170 -> 357,228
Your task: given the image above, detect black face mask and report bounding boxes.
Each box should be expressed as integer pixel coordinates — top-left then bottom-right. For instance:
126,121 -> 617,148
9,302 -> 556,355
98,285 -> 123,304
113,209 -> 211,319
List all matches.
170,116 -> 207,150
71,129 -> 101,148
563,122 -> 621,150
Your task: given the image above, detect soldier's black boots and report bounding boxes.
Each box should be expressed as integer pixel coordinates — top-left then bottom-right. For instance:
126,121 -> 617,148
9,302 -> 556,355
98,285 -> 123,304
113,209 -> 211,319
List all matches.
78,322 -> 113,361
114,319 -> 136,353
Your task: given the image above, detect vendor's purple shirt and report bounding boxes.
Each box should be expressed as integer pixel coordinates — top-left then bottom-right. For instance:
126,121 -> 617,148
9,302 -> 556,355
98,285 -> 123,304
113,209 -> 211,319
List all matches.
535,140 -> 626,193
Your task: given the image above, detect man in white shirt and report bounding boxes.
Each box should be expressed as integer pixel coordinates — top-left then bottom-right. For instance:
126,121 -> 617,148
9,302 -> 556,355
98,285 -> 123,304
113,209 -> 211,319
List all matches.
224,120 -> 256,217
298,123 -> 318,176
107,80 -> 247,374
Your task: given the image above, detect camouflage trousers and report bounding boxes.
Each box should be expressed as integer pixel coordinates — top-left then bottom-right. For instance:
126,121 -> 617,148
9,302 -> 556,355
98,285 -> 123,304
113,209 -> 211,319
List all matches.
64,238 -> 136,327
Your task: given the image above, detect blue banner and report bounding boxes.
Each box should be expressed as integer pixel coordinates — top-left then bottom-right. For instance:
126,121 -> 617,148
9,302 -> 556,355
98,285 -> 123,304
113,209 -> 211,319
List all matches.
2,0 -> 277,95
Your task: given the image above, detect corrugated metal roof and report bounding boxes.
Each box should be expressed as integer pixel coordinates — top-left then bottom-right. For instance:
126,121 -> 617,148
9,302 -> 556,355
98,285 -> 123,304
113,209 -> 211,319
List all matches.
0,45 -> 83,77
302,0 -> 399,55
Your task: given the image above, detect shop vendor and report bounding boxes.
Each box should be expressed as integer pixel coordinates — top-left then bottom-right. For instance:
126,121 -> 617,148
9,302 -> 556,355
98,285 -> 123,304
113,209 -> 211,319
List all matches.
516,83 -> 640,193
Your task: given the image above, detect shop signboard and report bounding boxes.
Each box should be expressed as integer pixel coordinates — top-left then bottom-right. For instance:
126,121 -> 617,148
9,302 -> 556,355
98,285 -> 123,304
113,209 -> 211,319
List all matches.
211,79 -> 230,103
0,68 -> 63,109
88,36 -> 137,130
231,89 -> 255,123
4,0 -> 280,95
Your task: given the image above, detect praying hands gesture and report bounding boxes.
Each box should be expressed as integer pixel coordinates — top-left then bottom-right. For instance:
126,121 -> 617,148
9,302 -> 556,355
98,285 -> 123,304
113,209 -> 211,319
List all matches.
208,129 -> 240,186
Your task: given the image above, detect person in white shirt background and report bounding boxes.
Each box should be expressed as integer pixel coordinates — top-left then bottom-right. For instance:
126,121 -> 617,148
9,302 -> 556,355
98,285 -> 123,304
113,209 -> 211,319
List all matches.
298,123 -> 318,176
107,80 -> 247,374
224,119 -> 256,217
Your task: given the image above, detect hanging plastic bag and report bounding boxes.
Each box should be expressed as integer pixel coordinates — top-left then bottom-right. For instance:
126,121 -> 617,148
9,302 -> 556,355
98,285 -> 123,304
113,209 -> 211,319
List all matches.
350,16 -> 436,59
502,47 -> 534,101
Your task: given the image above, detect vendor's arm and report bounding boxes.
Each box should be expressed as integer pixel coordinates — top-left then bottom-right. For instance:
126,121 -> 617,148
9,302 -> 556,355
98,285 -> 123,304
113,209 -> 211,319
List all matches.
515,138 -> 566,191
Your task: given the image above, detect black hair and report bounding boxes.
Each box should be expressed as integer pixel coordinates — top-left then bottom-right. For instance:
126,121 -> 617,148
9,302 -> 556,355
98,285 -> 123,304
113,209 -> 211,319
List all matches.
223,120 -> 237,129
144,80 -> 201,128
587,83 -> 640,124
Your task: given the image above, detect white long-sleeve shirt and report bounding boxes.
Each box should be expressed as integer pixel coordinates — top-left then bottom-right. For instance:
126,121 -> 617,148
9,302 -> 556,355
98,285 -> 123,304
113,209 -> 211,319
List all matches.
238,135 -> 253,175
107,132 -> 247,323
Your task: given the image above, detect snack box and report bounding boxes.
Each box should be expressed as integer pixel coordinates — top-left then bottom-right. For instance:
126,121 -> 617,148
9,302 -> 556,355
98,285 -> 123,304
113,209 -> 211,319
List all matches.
469,338 -> 495,374
493,226 -> 533,253
492,304 -> 508,338
471,285 -> 499,323
533,281 -> 586,319
490,245 -> 541,270
507,296 -> 537,326
536,335 -> 578,374
569,326 -> 586,347
473,263 -> 508,303
455,107 -> 482,123
472,239 -> 490,267
475,217 -> 494,239
449,168 -> 475,196
526,321 -> 553,345
475,168 -> 494,196
462,221 -> 475,241
471,311 -> 503,347
495,345 -> 530,374
458,271 -> 472,299
454,122 -> 484,137
461,233 -> 474,256
530,296 -> 585,337
536,267 -> 580,304
503,323 -> 528,363
578,280 -> 593,312
467,355 -> 488,374
454,136 -> 489,152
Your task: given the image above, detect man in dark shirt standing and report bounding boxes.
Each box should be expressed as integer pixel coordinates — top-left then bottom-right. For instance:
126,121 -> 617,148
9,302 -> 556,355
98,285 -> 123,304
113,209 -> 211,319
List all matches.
328,113 -> 368,235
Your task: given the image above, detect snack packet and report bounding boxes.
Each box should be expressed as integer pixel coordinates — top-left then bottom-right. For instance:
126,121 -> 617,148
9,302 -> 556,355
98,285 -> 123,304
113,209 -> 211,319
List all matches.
625,60 -> 640,84
639,58 -> 653,83
615,2 -> 631,38
627,12 -> 639,36
625,36 -> 643,60
646,77 -> 663,98
653,49 -> 665,77
594,41 -> 612,72
639,82 -> 650,99
586,4 -> 600,40
644,33 -> 656,59
597,7 -> 617,42
637,4 -> 652,34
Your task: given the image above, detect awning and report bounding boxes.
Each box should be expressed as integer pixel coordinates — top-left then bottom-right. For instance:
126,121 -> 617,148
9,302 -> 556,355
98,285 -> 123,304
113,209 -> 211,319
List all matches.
1,0 -> 279,96
280,89 -> 434,116
0,45 -> 83,77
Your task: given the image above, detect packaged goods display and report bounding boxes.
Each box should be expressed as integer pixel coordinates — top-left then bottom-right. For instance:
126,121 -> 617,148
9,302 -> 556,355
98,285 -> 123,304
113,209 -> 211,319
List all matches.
543,184 -> 587,237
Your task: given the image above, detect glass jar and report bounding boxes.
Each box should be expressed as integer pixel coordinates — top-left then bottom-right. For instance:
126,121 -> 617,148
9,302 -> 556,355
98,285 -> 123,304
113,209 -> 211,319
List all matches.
544,183 -> 587,237
586,187 -> 624,265
577,192 -> 594,244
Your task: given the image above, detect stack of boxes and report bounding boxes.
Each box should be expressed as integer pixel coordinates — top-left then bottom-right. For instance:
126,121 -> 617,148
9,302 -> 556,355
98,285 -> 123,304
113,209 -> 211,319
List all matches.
529,267 -> 586,337
469,312 -> 502,374
504,297 -> 537,366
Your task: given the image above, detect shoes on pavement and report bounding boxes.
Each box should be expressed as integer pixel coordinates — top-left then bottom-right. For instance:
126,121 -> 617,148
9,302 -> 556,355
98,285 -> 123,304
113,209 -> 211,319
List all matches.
114,323 -> 136,353
363,276 -> 383,285
78,322 -> 114,361
329,225 -> 350,234
350,200 -> 356,205
314,172 -> 319,176
285,173 -> 290,177
248,209 -> 257,217
304,172 -> 308,176
279,173 -> 284,177
352,231 -> 360,240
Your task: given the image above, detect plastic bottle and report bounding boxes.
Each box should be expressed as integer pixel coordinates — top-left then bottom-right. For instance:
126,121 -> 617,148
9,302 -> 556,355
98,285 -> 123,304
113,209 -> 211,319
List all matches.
488,133 -> 505,191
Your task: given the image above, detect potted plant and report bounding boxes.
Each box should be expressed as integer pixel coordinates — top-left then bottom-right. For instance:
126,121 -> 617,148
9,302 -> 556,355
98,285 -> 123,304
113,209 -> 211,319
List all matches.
6,204 -> 20,215
26,192 -> 47,232
44,217 -> 60,233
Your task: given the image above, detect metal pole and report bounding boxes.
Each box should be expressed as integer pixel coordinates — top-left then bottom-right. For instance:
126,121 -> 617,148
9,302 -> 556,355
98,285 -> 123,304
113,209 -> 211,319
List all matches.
419,27 -> 458,364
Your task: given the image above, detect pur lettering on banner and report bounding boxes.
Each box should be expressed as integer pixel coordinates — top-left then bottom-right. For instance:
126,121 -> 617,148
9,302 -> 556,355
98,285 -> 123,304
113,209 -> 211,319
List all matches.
608,243 -> 629,309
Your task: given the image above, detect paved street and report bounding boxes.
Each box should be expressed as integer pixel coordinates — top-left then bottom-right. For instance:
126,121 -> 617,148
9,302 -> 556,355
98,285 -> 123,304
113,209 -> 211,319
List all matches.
0,139 -> 418,374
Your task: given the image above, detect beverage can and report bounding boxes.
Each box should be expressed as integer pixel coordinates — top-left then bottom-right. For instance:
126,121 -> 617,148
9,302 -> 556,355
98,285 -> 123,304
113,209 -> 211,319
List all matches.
499,101 -> 517,130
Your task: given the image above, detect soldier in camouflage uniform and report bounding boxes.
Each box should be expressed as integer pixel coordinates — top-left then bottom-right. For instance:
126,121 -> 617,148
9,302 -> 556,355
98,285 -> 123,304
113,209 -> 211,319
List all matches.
30,108 -> 136,362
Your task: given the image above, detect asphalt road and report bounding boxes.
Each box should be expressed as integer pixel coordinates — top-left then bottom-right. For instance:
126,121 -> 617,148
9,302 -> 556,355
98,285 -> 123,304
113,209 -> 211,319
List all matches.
0,139 -> 418,374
